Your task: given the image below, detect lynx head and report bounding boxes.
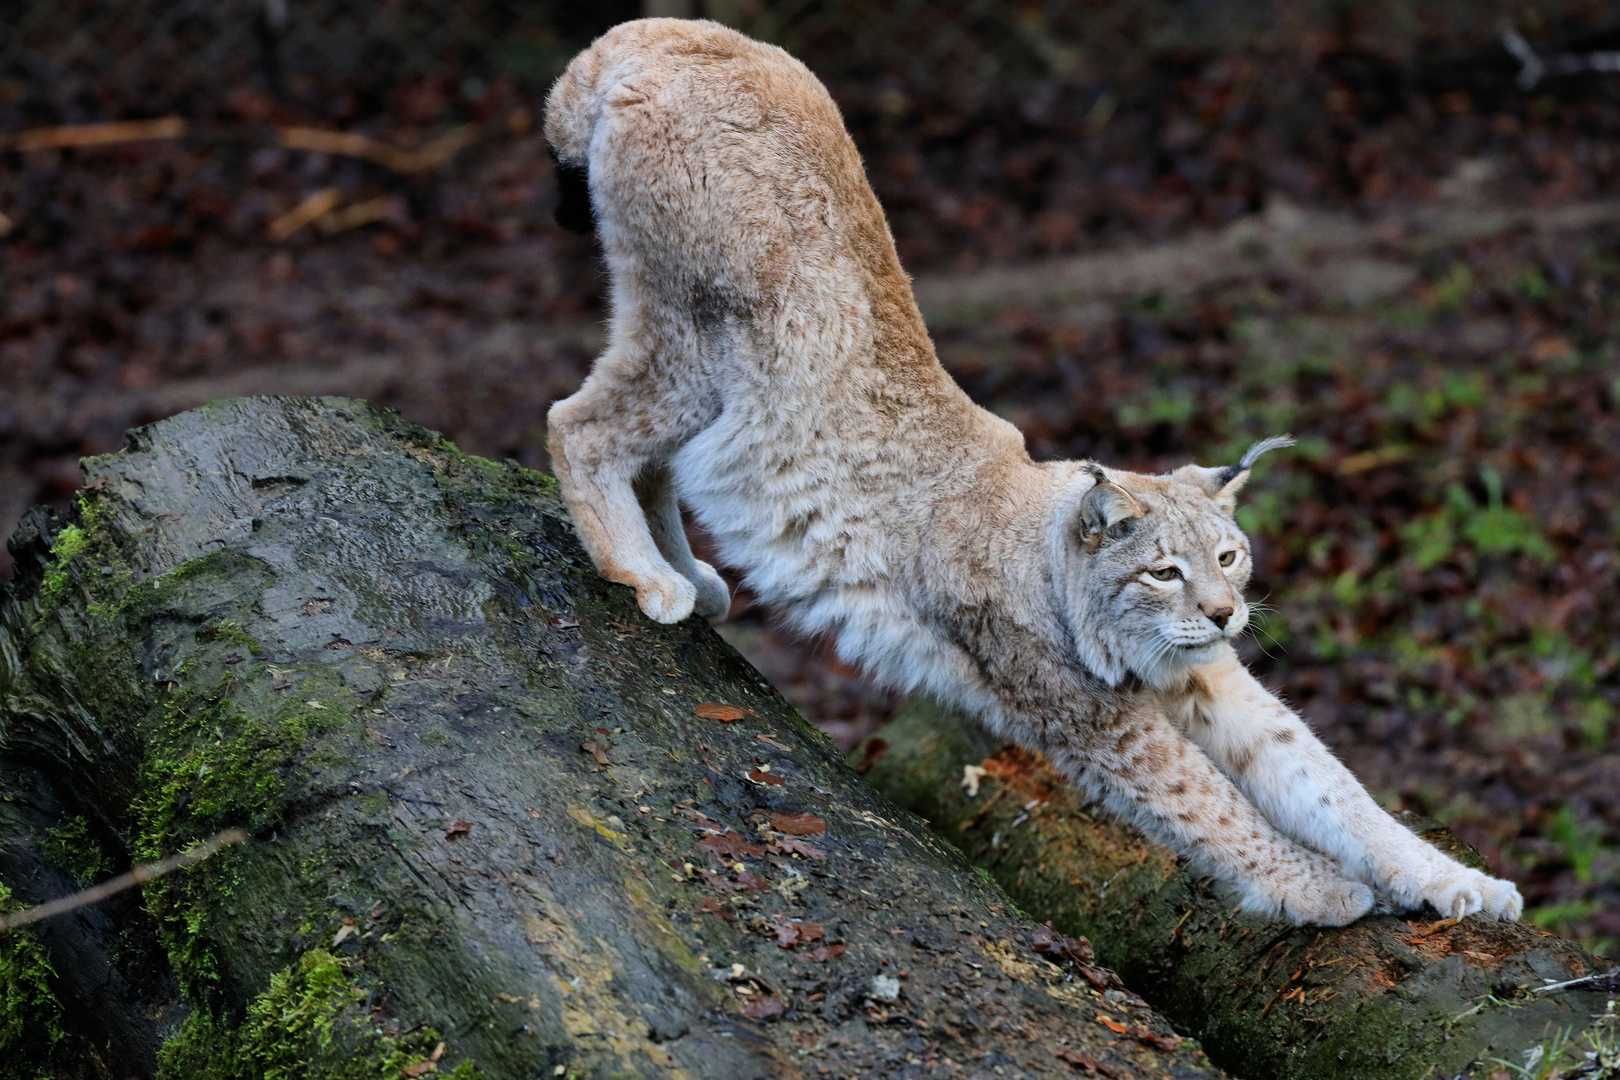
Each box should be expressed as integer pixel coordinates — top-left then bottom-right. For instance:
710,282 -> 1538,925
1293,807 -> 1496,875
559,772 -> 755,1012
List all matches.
1049,437 -> 1293,688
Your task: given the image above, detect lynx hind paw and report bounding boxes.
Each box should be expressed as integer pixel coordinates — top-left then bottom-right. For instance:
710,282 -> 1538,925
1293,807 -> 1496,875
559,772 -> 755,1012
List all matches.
1239,876 -> 1374,927
1296,880 -> 1376,927
1280,879 -> 1376,927
636,574 -> 697,624
691,560 -> 732,622
1423,866 -> 1522,921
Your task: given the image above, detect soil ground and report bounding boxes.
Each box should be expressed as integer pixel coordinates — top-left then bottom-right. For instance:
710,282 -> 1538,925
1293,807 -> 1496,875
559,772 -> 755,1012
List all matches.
4,14 -> 1620,953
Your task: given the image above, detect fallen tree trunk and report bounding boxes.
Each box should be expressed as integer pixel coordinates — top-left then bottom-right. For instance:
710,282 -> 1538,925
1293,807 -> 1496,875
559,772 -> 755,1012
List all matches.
863,700 -> 1620,1080
0,396 -> 1217,1080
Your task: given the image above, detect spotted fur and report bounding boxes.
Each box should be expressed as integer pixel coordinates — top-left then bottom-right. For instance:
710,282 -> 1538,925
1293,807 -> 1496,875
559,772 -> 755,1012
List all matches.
543,18 -> 1522,925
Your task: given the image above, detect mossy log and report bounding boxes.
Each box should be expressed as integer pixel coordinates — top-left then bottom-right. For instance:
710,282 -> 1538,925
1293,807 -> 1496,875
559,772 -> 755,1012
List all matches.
862,701 -> 1620,1080
0,396 -> 1219,1080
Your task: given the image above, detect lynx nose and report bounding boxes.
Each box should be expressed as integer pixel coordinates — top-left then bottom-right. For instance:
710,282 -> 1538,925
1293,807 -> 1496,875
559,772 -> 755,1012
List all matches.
1204,605 -> 1234,630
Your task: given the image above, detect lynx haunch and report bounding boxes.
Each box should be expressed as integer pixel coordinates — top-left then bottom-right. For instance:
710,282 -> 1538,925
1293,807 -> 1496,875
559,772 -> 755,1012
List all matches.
543,18 -> 1521,925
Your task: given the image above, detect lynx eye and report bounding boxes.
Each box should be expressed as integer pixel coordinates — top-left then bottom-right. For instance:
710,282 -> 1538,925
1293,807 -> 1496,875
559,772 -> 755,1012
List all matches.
1147,566 -> 1181,582
1218,550 -> 1238,567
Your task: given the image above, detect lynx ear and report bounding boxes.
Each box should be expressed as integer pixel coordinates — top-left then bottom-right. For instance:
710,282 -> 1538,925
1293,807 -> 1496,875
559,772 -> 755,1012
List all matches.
1078,464 -> 1145,547
1175,435 -> 1295,513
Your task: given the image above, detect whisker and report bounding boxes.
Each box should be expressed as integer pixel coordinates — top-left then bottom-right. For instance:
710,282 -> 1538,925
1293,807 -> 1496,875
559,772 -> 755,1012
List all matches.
1242,619 -> 1288,660
1135,633 -> 1172,677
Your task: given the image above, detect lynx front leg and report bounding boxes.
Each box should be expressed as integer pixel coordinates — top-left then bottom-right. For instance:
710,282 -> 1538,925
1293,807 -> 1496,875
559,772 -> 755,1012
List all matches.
547,353 -> 706,624
1053,714 -> 1374,926
634,464 -> 731,621
1185,648 -> 1522,920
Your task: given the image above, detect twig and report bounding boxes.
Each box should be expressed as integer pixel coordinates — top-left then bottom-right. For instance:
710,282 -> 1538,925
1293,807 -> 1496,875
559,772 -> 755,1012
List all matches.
1504,27 -> 1620,90
276,124 -> 479,174
1531,966 -> 1620,996
1,116 -> 483,175
0,829 -> 246,933
958,785 -> 1008,831
1260,967 -> 1304,1017
7,115 -> 187,151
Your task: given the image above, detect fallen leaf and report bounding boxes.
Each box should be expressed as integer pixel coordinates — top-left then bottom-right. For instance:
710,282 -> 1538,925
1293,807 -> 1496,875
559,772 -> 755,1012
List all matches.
580,741 -> 610,766
547,614 -> 580,628
401,1062 -> 437,1077
444,820 -> 473,839
852,737 -> 887,774
1406,917 -> 1459,939
698,832 -> 767,858
431,1041 -> 446,1061
745,769 -> 785,786
1130,1028 -> 1181,1051
1078,964 -> 1115,990
1056,1048 -> 1114,1075
605,620 -> 637,633
982,745 -> 1041,780
332,922 -> 356,946
770,917 -> 823,947
695,702 -> 746,722
770,812 -> 826,836
1032,922 -> 1095,964
743,994 -> 786,1020
702,870 -> 770,895
806,943 -> 846,962
1531,335 -> 1574,362
1096,1013 -> 1128,1035
769,836 -> 828,860
674,806 -> 726,832
699,897 -> 734,922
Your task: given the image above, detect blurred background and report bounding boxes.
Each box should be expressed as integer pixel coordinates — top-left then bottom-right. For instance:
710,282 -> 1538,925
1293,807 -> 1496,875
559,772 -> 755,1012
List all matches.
3,0 -> 1620,948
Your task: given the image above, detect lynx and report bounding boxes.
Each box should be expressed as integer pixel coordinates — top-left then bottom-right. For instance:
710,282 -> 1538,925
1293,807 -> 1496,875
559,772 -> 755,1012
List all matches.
542,18 -> 1522,925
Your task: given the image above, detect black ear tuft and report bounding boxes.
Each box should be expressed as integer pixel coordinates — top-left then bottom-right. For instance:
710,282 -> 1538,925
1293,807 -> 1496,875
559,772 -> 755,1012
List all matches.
550,148 -> 595,236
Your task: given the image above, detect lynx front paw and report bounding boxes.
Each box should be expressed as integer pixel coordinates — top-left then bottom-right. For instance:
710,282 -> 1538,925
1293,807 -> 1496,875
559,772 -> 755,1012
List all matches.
635,574 -> 697,624
1419,865 -> 1522,921
690,560 -> 732,621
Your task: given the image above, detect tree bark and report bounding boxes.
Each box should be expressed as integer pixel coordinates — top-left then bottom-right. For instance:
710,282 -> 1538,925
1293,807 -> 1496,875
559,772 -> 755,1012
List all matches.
0,396 -> 1218,1080
862,700 -> 1619,1080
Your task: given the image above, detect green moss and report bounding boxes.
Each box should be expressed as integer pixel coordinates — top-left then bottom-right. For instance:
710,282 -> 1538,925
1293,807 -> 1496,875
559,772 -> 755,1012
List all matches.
198,620 -> 264,657
42,816 -> 111,888
0,884 -> 64,1061
135,690 -> 349,984
38,523 -> 88,602
158,948 -> 480,1080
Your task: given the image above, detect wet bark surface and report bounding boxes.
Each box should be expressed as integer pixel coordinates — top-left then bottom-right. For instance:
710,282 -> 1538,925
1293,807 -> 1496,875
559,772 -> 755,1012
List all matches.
0,396 -> 1218,1080
863,700 -> 1619,1080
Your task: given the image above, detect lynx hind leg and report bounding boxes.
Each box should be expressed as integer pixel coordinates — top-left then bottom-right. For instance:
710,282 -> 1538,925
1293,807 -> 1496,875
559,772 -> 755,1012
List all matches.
1185,651 -> 1522,920
546,349 -> 704,624
1058,718 -> 1373,927
635,464 -> 731,621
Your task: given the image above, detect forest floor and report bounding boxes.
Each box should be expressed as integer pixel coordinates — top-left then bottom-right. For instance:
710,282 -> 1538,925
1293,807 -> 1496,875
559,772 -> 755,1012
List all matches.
4,20 -> 1620,953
